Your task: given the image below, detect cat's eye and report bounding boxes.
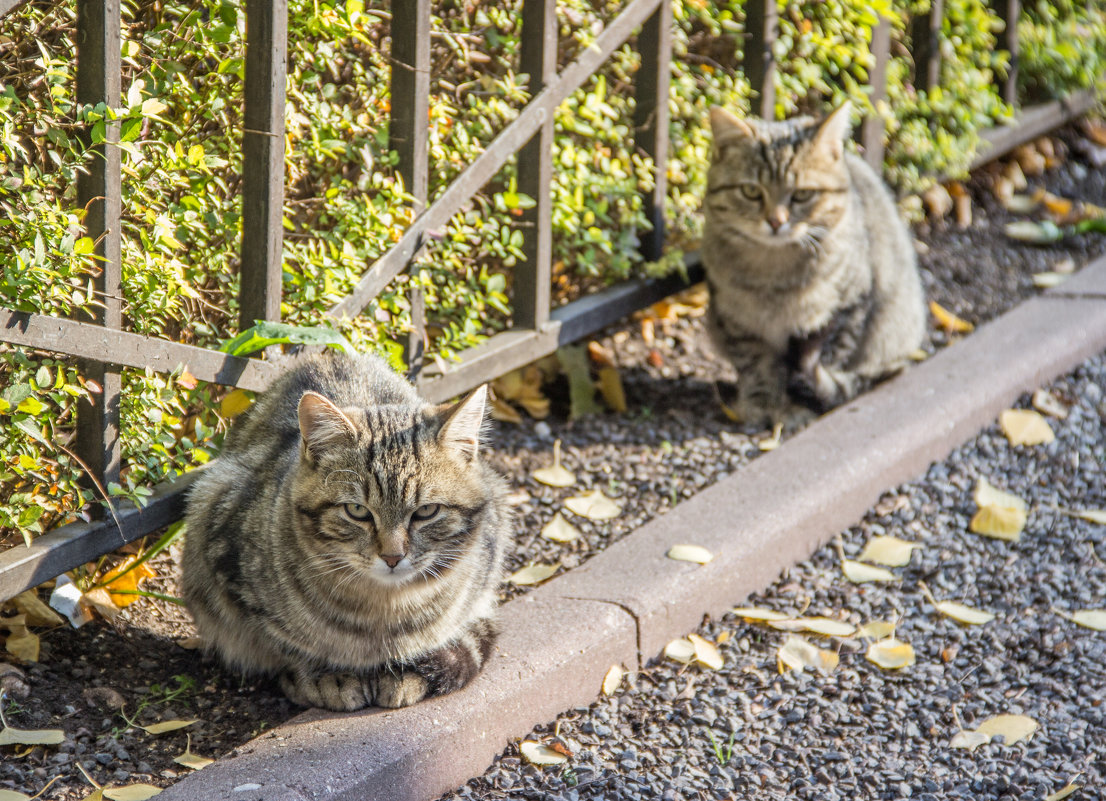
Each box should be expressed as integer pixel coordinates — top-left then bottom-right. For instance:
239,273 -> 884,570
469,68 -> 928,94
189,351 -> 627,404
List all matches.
343,503 -> 373,522
411,503 -> 441,522
791,189 -> 816,203
739,183 -> 762,200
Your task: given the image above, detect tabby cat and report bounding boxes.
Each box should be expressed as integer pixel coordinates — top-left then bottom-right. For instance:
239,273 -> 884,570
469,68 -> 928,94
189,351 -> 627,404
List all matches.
701,102 -> 925,429
182,352 -> 510,712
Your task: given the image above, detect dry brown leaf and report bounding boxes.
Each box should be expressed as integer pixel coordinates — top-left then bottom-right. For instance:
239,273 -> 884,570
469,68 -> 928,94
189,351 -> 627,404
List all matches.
11,591 -> 64,627
587,341 -> 616,368
1045,782 -> 1083,801
976,714 -> 1038,745
520,740 -> 568,766
564,489 -> 621,520
999,409 -> 1055,446
82,588 -> 120,621
666,544 -> 713,565
857,536 -> 919,567
865,638 -> 915,669
663,637 -> 696,664
532,439 -> 576,488
489,396 -> 523,424
732,607 -> 791,622
601,665 -> 624,695
935,601 -> 996,626
507,563 -> 560,586
687,633 -> 724,670
776,635 -> 838,674
1065,609 -> 1106,631
1032,389 -> 1069,419
173,736 -> 214,771
1056,508 -> 1106,525
4,627 -> 39,662
923,184 -> 953,219
857,620 -> 896,639
597,367 -> 627,413
954,192 -> 972,228
103,786 -> 162,800
768,617 -> 856,637
929,301 -> 974,333
541,513 -> 580,543
0,726 -> 66,746
841,560 -> 897,583
142,719 -> 198,736
1042,192 -> 1074,218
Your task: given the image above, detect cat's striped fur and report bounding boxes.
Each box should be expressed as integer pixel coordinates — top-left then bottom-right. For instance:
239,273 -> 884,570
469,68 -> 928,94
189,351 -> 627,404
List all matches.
182,352 -> 510,711
702,103 -> 925,429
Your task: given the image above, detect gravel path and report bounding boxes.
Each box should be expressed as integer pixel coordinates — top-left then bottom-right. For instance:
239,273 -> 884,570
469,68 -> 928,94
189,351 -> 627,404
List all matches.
441,352 -> 1106,801
1,127 -> 1105,800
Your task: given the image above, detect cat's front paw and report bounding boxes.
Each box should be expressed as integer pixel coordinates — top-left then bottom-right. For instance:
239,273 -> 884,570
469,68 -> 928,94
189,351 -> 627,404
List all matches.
811,364 -> 860,408
279,669 -> 372,711
372,671 -> 430,708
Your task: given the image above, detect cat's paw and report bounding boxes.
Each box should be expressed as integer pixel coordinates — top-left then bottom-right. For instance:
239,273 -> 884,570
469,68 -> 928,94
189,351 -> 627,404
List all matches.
372,671 -> 430,708
279,669 -> 372,711
811,364 -> 860,408
778,404 -> 817,434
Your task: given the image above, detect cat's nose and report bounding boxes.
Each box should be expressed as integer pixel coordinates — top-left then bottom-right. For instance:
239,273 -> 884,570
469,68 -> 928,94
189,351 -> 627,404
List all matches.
381,553 -> 405,569
767,207 -> 789,232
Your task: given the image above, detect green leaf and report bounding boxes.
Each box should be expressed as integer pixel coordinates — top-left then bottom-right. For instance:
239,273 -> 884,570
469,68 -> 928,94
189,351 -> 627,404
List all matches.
15,418 -> 48,445
16,396 -> 45,416
219,321 -> 353,357
1,383 -> 33,409
18,505 -> 44,527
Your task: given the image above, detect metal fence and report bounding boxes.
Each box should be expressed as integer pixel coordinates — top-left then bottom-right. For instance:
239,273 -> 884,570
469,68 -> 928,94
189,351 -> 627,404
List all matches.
0,0 -> 1096,601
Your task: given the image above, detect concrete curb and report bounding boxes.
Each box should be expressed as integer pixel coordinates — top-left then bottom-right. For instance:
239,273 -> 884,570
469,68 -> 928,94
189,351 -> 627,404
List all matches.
156,255 -> 1106,801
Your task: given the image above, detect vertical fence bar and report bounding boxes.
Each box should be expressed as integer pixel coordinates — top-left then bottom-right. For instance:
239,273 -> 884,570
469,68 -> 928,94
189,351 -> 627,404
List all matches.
513,0 -> 556,332
238,0 -> 287,332
860,15 -> 891,171
992,0 -> 1020,106
911,0 -> 944,93
744,0 -> 777,119
390,0 -> 431,376
75,0 -> 122,497
633,0 -> 671,262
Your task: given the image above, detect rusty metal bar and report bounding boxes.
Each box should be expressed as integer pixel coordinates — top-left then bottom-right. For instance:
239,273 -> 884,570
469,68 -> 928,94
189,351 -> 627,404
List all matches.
327,0 -> 664,321
991,0 -> 1020,106
74,0 -> 122,496
514,0 -> 557,331
633,0 -> 671,261
911,0 -> 944,93
238,0 -> 287,331
743,0 -> 777,119
0,307 -> 281,391
861,15 -> 891,171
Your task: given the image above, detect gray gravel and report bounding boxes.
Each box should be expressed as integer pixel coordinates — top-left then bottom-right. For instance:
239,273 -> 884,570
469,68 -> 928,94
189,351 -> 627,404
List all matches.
442,353 -> 1106,801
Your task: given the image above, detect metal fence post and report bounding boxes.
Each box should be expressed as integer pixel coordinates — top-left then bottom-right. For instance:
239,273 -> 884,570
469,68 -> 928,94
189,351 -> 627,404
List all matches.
238,0 -> 287,332
75,0 -> 122,498
633,0 -> 671,262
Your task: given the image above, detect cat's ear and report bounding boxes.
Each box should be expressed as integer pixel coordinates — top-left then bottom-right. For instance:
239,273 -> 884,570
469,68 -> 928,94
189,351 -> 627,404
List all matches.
709,106 -> 755,139
298,391 -> 356,461
436,384 -> 487,461
812,102 -> 853,160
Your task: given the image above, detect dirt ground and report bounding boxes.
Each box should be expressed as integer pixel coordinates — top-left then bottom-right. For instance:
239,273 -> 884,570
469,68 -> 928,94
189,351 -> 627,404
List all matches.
2,123 -> 1106,800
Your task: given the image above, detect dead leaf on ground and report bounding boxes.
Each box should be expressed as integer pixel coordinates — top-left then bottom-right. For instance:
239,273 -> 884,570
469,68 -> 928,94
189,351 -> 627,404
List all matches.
970,478 -> 1027,541
520,740 -> 568,766
687,633 -> 724,670
934,601 -> 996,626
99,556 -> 157,608
732,607 -> 791,622
1056,508 -> 1106,525
82,588 -> 120,621
141,719 -> 198,736
507,563 -> 560,586
857,620 -> 896,639
777,635 -> 838,674
564,489 -> 621,520
4,627 -> 39,662
103,786 -> 162,800
532,439 -> 576,488
173,735 -> 214,771
220,389 -> 253,419
768,617 -> 856,637
1045,781 -> 1083,801
663,637 -> 696,665
841,560 -> 898,583
541,513 -> 580,543
489,395 -> 523,424
1032,272 -> 1069,289
601,665 -> 624,695
597,367 -> 627,413
857,536 -> 919,567
1032,389 -> 1069,419
757,422 -> 783,452
949,729 -> 992,751
1059,609 -> 1106,631
666,544 -> 713,564
11,591 -> 64,627
976,714 -> 1039,745
0,726 -> 66,746
865,638 -> 915,669
999,409 -> 1055,446
930,301 -> 974,334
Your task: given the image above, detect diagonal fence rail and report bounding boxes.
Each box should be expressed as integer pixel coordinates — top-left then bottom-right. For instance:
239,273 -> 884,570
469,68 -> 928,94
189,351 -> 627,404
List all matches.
0,0 -> 1095,601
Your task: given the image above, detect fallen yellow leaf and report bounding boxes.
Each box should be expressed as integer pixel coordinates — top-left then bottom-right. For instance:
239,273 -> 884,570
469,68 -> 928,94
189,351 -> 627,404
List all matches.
597,367 -> 627,413
100,556 -> 157,608
857,620 -> 896,639
666,544 -> 713,564
970,505 -> 1026,541
11,591 -> 64,627
930,300 -> 974,333
935,601 -> 996,626
1032,272 -> 1068,289
173,736 -> 214,771
865,638 -> 915,669
768,617 -> 856,637
1032,388 -> 1068,419
4,627 -> 39,662
949,729 -> 992,751
1056,508 -> 1106,525
758,422 -> 783,452
219,388 -> 253,419
532,439 -> 576,488
976,714 -> 1038,745
507,563 -> 560,586
857,536 -> 919,567
489,395 -> 523,424
663,637 -> 696,664
601,665 -> 624,695
1065,609 -> 1106,631
564,489 -> 621,520
540,513 -> 580,543
1044,782 -> 1083,801
777,635 -> 838,674
974,477 -> 1027,512
103,785 -> 163,800
841,560 -> 897,583
732,607 -> 791,622
142,719 -> 198,735
0,726 -> 66,746
999,409 -> 1055,446
687,633 -> 724,670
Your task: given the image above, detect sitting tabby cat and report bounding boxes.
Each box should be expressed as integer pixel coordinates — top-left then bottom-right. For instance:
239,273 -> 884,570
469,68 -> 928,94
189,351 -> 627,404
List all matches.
701,102 -> 924,428
182,352 -> 510,712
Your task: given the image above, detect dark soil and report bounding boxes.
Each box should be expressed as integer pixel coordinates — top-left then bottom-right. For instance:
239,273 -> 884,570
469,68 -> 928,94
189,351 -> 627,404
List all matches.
2,123 -> 1105,800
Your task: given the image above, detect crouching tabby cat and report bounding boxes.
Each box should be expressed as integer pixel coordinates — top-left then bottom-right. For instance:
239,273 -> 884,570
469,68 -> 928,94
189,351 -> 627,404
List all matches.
702,102 -> 925,428
182,352 -> 510,711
